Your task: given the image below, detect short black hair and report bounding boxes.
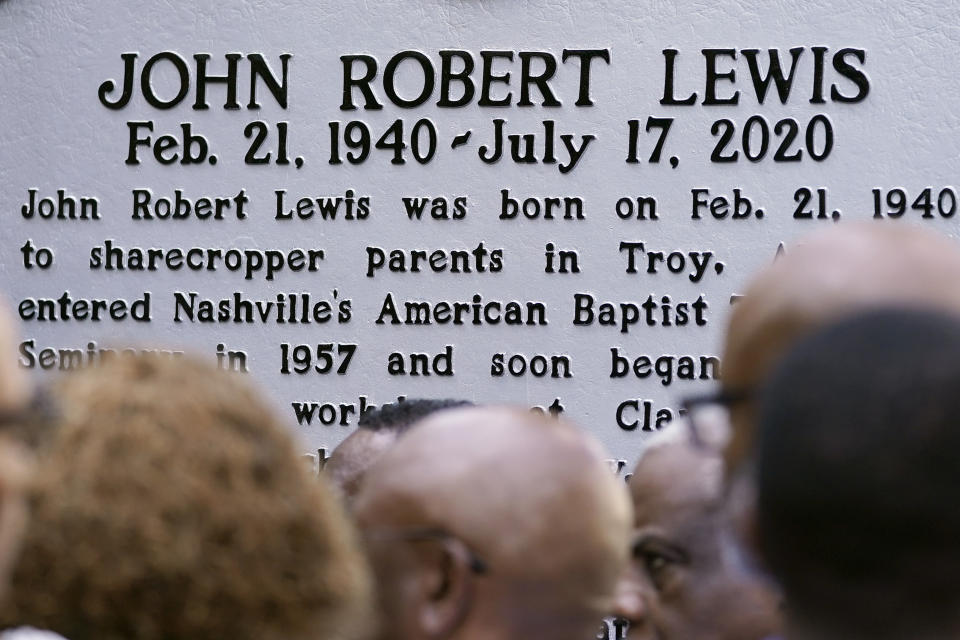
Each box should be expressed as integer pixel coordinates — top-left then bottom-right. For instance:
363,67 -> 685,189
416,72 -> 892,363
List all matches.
358,398 -> 473,434
756,308 -> 960,636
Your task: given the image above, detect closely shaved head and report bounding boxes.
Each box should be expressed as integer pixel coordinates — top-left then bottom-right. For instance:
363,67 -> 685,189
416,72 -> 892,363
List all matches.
354,407 -> 631,640
757,309 -> 960,638
723,223 -> 960,473
327,428 -> 404,502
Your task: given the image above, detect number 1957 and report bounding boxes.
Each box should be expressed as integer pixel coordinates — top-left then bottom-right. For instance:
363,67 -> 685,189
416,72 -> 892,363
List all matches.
279,343 -> 357,375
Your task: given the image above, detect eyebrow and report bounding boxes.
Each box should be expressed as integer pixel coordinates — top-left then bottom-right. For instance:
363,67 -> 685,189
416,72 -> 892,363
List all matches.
631,532 -> 691,564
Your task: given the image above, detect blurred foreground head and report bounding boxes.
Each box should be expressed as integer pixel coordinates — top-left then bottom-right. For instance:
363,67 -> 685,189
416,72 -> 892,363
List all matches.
615,422 -> 780,640
353,406 -> 631,640
2,355 -> 371,640
326,398 -> 472,504
0,299 -> 35,603
757,309 -> 960,639
0,301 -> 30,420
722,224 -> 960,476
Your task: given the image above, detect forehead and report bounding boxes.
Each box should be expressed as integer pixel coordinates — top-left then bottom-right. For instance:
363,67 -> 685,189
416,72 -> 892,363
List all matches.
630,444 -> 721,530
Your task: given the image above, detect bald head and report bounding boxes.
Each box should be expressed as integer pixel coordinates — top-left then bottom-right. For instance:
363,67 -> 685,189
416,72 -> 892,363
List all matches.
326,399 -> 472,504
354,407 -> 631,640
723,223 -> 960,472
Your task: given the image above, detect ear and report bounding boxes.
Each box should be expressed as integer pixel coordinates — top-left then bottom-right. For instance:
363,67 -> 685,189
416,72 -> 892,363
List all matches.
416,540 -> 476,639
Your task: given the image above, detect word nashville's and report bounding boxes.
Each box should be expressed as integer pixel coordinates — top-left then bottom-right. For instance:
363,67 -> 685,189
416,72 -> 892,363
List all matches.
176,292 -> 542,326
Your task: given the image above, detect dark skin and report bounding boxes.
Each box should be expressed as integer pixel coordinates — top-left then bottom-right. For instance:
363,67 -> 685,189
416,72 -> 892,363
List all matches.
614,439 -> 780,640
613,226 -> 960,640
717,226 -> 960,639
326,428 -> 401,505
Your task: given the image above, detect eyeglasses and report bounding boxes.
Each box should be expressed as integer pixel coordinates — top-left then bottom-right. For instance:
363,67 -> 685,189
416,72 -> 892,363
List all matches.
679,387 -> 752,453
362,527 -> 489,575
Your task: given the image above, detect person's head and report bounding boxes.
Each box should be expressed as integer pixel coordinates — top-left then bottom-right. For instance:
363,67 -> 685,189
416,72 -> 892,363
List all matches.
615,422 -> 780,640
0,299 -> 35,603
352,406 -> 631,640
756,309 -> 960,639
1,354 -> 372,640
0,301 -> 29,419
327,399 -> 472,503
0,446 -> 29,609
722,224 -> 960,477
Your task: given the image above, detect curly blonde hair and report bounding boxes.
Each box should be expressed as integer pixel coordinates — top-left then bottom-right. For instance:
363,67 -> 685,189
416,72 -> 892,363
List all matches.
1,354 -> 371,640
